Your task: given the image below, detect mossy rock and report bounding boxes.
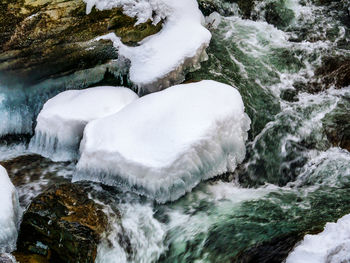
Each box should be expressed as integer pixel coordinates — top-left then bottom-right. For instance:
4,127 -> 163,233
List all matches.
0,0 -> 162,87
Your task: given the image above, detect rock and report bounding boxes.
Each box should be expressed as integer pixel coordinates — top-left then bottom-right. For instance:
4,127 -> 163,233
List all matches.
108,9 -> 162,46
314,56 -> 350,90
322,97 -> 350,151
233,232 -> 305,263
0,154 -> 73,207
16,183 -> 108,263
264,0 -> 295,29
0,0 -> 161,88
197,0 -> 259,18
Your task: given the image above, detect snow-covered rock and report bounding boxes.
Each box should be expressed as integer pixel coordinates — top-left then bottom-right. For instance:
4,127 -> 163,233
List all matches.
86,0 -> 212,93
29,86 -> 138,161
286,214 -> 350,263
74,80 -> 251,203
0,165 -> 20,253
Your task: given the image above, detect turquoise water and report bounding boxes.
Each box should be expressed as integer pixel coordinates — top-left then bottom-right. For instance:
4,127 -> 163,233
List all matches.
0,0 -> 350,262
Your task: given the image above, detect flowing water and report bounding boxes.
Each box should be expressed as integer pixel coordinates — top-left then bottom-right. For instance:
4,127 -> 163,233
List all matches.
0,0 -> 350,262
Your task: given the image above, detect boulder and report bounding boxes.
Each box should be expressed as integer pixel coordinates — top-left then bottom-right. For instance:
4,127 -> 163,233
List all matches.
0,0 -> 162,88
16,183 -> 108,263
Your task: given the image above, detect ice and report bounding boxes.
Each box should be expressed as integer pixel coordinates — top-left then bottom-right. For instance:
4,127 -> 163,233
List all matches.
0,165 -> 20,253
88,0 -> 212,93
286,214 -> 350,263
74,80 -> 251,203
29,86 -> 138,161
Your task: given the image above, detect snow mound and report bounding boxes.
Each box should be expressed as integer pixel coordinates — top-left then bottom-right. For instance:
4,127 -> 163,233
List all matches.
29,86 -> 138,161
74,80 -> 251,203
88,0 -> 212,93
286,214 -> 350,263
0,165 -> 20,253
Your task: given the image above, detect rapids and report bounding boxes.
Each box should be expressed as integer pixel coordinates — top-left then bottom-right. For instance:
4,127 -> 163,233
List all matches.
0,0 -> 349,262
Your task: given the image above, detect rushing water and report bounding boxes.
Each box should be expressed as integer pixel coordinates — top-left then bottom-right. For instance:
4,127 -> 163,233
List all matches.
0,0 -> 350,262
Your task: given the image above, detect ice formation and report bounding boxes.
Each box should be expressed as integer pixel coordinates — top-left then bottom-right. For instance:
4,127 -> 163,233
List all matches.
86,0 -> 212,93
286,214 -> 350,263
29,86 -> 138,161
0,165 -> 20,253
74,80 -> 251,203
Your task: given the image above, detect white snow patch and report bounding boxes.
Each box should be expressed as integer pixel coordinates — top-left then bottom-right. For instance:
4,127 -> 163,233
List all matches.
0,165 -> 20,253
29,86 -> 138,161
286,214 -> 350,263
74,80 -> 251,203
88,0 -> 211,93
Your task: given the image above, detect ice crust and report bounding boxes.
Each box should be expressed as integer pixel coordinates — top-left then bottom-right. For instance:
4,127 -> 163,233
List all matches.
87,0 -> 212,93
29,86 -> 138,161
286,214 -> 350,263
0,165 -> 20,253
74,80 -> 251,203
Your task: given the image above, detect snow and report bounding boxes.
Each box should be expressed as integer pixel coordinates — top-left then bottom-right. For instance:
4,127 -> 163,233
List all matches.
0,165 -> 20,253
87,0 -> 212,93
74,80 -> 251,203
286,214 -> 350,263
29,86 -> 138,161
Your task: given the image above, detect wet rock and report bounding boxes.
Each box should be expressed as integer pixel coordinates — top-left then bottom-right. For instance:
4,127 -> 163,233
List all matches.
12,252 -> 48,263
108,9 -> 162,46
0,0 -> 161,88
233,231 -> 305,263
16,183 -> 108,263
322,98 -> 350,151
313,56 -> 350,90
197,0 -> 260,18
264,0 -> 295,29
0,154 -> 73,207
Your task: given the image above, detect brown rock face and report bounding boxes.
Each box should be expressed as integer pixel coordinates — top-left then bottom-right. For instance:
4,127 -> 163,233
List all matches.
16,183 -> 108,263
0,0 -> 161,88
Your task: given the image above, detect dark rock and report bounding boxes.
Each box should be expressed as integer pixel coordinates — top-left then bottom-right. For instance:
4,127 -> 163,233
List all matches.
197,0 -> 261,18
233,231 -> 305,263
264,0 -> 295,29
313,56 -> 350,90
322,98 -> 350,151
16,183 -> 108,263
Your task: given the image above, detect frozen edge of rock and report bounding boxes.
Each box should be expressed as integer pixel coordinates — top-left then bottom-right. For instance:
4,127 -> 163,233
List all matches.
90,0 -> 212,94
29,86 -> 138,162
74,80 -> 251,203
0,165 -> 20,253
286,214 -> 350,263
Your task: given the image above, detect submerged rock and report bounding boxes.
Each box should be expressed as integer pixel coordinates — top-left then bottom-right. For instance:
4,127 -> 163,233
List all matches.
322,97 -> 350,151
314,56 -> 350,90
16,183 -> 108,263
197,0 -> 260,18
